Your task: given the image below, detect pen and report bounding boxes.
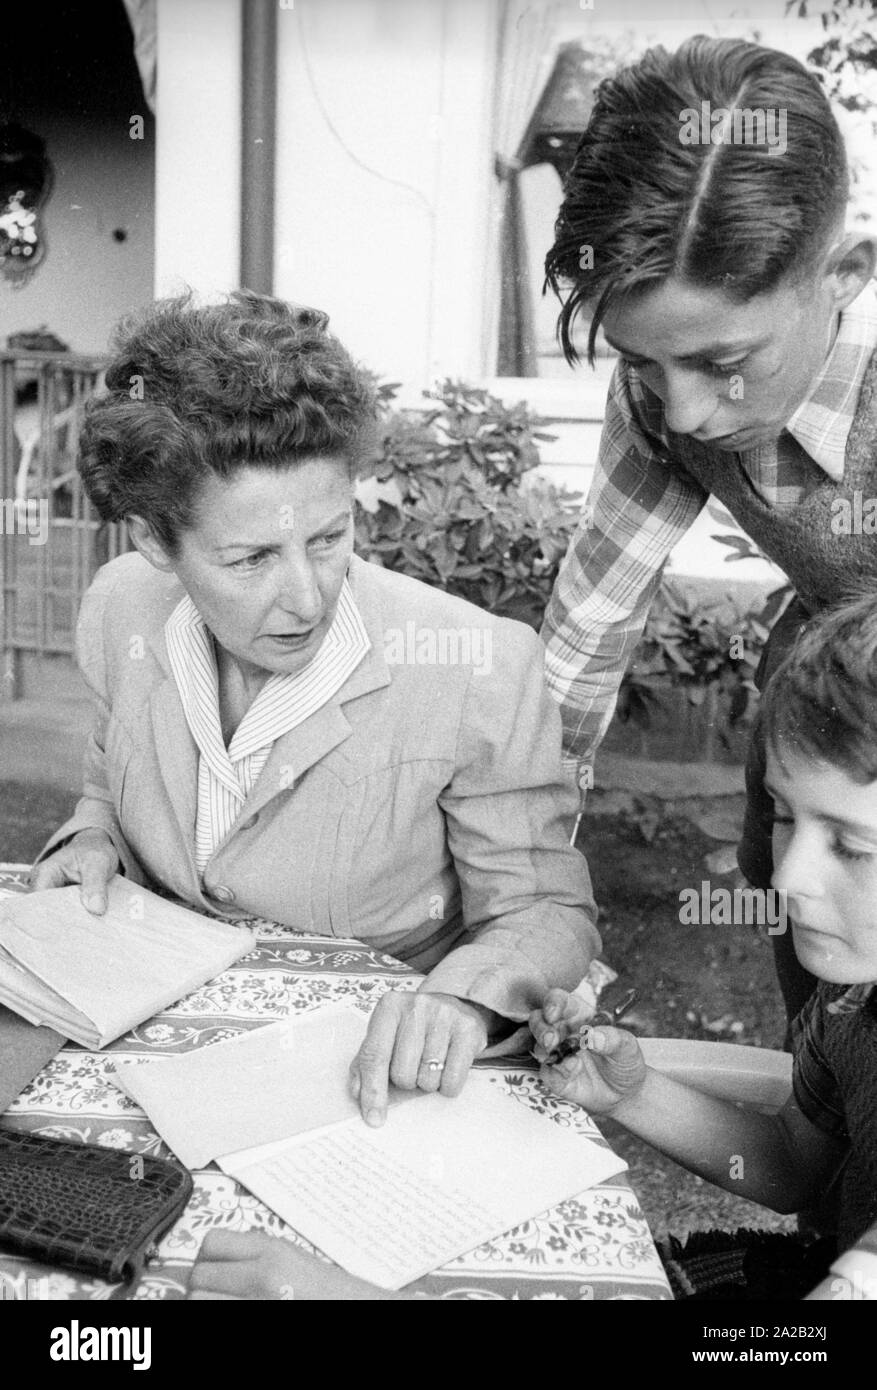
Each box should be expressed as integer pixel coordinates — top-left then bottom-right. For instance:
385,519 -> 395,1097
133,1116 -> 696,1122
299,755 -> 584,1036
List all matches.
538,987 -> 638,1066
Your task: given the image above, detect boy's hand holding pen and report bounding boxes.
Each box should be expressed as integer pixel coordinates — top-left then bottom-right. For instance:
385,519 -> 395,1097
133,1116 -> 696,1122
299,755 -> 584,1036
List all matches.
529,986 -> 649,1116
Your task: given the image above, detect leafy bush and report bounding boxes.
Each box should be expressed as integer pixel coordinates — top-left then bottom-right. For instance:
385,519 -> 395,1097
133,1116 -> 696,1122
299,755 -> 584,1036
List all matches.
616,584 -> 769,751
616,536 -> 794,751
354,381 -> 582,628
357,378 -> 790,755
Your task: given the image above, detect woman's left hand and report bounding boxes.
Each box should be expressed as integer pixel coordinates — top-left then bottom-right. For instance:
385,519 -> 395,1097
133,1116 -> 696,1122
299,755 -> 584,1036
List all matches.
349,991 -> 494,1126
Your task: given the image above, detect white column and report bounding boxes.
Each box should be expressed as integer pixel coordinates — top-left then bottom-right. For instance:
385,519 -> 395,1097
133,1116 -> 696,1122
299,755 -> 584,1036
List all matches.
274,0 -> 500,387
427,0 -> 499,383
154,0 -> 242,299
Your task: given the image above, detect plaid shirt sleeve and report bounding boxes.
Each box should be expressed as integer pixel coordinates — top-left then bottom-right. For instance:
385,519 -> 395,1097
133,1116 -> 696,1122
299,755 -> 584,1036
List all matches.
540,359 -> 708,772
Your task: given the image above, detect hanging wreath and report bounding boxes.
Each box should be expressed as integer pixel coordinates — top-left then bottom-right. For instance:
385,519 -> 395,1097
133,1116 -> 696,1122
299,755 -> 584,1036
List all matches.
0,124 -> 53,287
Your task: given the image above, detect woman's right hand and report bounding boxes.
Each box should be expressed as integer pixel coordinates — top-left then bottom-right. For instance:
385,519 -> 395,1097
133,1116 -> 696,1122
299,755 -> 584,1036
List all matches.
530,987 -> 647,1116
28,829 -> 120,915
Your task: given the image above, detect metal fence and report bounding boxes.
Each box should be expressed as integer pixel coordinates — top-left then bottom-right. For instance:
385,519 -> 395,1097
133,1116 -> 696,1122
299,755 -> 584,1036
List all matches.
0,351 -> 129,697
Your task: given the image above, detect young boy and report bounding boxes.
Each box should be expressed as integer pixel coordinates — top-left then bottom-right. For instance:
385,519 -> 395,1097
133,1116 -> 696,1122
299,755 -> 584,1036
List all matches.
540,34 -> 877,1028
532,593 -> 877,1300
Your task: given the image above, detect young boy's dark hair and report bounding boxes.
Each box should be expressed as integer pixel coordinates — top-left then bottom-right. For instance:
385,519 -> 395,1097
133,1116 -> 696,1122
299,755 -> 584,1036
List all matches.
760,592 -> 877,785
546,34 -> 849,364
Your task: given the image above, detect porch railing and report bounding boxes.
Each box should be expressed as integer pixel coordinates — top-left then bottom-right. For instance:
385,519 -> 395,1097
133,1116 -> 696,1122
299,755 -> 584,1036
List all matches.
0,351 -> 129,697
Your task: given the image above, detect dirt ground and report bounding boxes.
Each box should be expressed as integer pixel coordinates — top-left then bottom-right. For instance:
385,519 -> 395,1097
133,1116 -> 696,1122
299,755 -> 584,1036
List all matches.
1,778 -> 796,1242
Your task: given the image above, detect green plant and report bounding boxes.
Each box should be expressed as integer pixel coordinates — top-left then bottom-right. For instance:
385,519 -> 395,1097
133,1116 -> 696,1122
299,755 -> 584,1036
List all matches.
355,380 -> 582,627
357,378 -> 788,759
616,527 -> 796,754
711,530 -> 795,632
616,583 -> 767,755
790,0 -> 877,119
789,0 -> 877,225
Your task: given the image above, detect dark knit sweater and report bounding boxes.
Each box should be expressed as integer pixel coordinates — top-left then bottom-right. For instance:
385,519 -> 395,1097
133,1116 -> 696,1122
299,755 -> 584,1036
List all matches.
792,982 -> 877,1252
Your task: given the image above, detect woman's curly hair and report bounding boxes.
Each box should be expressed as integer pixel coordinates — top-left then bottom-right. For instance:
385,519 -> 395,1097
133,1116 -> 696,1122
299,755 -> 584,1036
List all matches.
79,290 -> 379,552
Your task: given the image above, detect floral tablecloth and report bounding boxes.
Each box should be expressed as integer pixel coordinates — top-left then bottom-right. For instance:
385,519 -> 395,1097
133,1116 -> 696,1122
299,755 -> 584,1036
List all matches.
0,865 -> 672,1301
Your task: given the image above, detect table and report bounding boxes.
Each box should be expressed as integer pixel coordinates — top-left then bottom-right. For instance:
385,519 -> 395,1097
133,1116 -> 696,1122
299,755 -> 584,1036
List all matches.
0,865 -> 672,1301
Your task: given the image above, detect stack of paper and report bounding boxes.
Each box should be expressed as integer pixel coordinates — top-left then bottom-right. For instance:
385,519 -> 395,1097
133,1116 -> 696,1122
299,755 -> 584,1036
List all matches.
220,1073 -> 628,1289
0,877 -> 255,1049
114,1003 -> 628,1289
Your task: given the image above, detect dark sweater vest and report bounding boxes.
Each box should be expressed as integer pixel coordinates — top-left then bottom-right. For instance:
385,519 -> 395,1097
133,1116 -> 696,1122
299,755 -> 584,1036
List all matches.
664,349 -> 877,617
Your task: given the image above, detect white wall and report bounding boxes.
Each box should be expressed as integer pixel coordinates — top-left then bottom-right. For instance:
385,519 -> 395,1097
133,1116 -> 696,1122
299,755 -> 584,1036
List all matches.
1,4 -> 155,361
1,115 -> 154,355
274,0 -> 498,384
153,0 -> 499,386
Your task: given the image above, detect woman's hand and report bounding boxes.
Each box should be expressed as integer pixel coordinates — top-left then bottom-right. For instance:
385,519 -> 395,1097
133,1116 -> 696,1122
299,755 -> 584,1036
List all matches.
188,1230 -> 393,1301
530,987 -> 647,1116
349,990 -> 493,1127
28,829 -> 120,915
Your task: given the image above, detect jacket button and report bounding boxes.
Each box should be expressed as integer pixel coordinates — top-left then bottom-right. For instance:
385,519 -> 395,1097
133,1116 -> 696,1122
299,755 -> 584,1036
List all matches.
209,885 -> 235,904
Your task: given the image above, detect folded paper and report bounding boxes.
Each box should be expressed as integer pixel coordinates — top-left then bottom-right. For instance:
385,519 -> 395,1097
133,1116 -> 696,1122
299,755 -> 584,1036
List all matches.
112,1004 -> 409,1167
0,878 -> 255,1049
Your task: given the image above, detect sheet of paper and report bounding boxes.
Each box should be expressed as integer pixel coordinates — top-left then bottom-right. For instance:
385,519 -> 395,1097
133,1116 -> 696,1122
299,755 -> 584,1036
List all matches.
113,1003 -> 411,1167
0,878 -> 254,1047
220,1070 -> 627,1290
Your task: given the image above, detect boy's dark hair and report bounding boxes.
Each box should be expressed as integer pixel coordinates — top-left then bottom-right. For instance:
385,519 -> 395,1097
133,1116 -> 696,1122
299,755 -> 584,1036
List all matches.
546,35 -> 849,365
762,593 -> 877,784
79,290 -> 378,554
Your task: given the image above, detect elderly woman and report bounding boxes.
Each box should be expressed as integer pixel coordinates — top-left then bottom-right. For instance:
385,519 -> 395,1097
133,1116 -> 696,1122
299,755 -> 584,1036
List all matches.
32,291 -> 598,1129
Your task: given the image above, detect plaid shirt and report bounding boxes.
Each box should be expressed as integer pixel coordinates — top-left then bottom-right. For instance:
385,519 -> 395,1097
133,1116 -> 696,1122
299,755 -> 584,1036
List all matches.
541,287 -> 877,775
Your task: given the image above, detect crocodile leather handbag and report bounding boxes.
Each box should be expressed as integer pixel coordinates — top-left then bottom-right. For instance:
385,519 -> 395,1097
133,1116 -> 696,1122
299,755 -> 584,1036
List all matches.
0,1129 -> 193,1284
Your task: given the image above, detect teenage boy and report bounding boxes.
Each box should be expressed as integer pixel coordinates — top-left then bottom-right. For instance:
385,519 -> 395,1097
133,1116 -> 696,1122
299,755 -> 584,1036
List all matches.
541,34 -> 877,1026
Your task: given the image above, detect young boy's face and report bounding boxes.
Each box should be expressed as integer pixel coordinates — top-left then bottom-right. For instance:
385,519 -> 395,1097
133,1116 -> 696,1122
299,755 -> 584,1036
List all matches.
600,271 -> 841,451
766,747 -> 877,984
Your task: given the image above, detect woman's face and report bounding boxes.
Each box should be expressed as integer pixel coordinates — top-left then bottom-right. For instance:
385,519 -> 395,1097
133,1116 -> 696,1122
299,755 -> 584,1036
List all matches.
143,457 -> 356,680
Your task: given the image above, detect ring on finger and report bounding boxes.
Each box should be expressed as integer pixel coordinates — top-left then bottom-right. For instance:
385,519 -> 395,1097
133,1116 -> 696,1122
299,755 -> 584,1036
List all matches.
423,1057 -> 445,1072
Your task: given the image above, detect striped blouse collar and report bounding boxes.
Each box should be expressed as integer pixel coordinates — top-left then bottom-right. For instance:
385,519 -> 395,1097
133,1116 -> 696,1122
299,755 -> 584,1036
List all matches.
164,575 -> 371,787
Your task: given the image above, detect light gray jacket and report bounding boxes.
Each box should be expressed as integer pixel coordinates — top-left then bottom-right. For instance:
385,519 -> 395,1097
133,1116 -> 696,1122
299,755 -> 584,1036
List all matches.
39,552 -> 599,1021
